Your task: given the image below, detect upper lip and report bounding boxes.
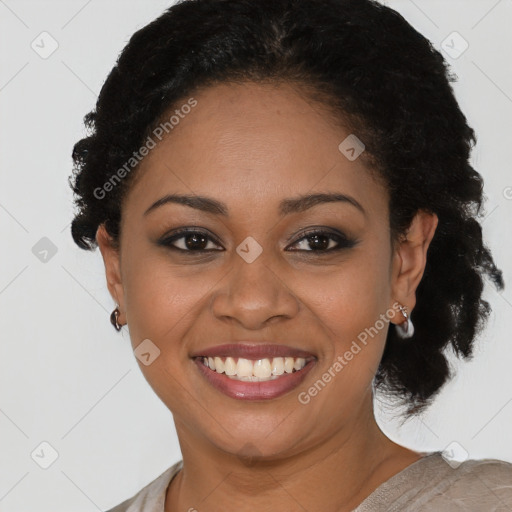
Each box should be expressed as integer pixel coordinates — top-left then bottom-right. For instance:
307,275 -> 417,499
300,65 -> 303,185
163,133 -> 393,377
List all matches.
190,343 -> 316,360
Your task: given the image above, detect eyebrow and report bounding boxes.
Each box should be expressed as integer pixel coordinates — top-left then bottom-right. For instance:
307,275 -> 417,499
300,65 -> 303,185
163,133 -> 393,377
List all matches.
143,192 -> 366,217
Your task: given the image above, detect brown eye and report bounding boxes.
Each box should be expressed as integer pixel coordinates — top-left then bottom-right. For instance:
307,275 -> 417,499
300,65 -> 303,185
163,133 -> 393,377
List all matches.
158,229 -> 223,252
287,229 -> 357,252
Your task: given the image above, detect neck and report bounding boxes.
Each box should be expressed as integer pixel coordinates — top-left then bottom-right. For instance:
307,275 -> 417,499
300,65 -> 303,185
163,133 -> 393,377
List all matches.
165,394 -> 420,511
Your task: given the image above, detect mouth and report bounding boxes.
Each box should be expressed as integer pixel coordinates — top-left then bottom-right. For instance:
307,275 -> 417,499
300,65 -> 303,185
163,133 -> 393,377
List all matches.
191,344 -> 317,400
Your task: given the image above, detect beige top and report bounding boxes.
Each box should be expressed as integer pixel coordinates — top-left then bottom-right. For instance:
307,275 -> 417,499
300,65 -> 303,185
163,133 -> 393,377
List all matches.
106,451 -> 512,511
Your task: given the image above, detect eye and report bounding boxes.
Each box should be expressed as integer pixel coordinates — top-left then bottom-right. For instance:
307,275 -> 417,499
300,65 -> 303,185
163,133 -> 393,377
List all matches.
158,227 -> 357,254
287,229 -> 357,252
158,228 -> 223,252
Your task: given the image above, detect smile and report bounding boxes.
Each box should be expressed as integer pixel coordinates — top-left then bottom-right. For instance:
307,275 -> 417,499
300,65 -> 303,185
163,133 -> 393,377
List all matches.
191,343 -> 317,400
200,355 -> 311,381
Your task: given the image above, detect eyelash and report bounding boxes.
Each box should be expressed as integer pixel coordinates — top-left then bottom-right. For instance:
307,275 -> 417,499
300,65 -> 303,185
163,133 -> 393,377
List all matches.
158,227 -> 357,254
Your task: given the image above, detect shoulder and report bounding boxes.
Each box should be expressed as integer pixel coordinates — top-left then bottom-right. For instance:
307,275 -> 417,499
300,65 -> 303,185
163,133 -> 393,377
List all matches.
419,454 -> 512,510
448,456 -> 512,492
105,460 -> 183,512
453,456 -> 512,482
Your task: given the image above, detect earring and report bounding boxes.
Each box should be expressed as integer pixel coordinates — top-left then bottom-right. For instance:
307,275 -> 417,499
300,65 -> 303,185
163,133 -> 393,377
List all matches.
395,304 -> 414,339
110,305 -> 122,331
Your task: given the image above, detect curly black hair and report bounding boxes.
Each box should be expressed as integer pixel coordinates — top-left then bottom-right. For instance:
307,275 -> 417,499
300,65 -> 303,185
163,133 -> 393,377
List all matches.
69,0 -> 505,416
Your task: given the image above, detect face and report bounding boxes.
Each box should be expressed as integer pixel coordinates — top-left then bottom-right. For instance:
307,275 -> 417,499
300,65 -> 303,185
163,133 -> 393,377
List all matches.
97,81 -> 437,461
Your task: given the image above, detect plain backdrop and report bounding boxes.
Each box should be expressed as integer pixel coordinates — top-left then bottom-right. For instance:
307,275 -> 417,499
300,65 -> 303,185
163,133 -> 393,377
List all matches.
0,0 -> 511,510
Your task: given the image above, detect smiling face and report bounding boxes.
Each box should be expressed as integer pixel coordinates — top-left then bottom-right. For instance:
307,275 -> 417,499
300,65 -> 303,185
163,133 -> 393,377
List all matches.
97,80 -> 436,462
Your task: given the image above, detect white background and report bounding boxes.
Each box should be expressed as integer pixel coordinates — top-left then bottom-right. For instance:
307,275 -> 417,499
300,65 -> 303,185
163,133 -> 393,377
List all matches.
0,1 -> 511,510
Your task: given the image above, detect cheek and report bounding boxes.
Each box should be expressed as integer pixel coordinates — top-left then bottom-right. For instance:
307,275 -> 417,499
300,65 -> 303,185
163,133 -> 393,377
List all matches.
308,252 -> 390,339
123,260 -> 211,348
121,253 -> 211,408
301,255 -> 391,407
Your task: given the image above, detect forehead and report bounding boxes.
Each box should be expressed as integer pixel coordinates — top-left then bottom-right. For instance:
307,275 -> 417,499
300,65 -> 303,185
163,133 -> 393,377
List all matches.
123,81 -> 388,220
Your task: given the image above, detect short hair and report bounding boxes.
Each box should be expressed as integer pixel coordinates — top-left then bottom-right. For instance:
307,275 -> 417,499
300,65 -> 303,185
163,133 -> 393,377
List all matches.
68,0 -> 505,416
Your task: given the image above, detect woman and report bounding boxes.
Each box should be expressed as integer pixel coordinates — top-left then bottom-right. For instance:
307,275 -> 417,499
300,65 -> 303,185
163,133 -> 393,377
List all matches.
68,0 -> 512,510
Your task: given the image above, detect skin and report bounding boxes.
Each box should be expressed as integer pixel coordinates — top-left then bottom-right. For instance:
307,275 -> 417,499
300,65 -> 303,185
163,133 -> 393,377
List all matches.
97,81 -> 438,511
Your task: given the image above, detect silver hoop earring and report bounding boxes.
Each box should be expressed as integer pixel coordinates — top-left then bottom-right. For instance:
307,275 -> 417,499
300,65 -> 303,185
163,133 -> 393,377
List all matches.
395,304 -> 414,339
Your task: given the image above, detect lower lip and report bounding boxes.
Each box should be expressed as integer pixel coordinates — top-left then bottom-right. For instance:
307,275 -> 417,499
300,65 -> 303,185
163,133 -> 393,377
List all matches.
193,358 -> 316,400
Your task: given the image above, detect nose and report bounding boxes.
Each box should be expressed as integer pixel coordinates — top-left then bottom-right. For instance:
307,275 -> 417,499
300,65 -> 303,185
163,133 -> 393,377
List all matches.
210,253 -> 300,331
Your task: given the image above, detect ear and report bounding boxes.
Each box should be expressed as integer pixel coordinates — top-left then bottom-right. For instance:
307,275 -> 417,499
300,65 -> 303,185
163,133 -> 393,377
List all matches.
389,210 -> 438,324
96,224 -> 126,325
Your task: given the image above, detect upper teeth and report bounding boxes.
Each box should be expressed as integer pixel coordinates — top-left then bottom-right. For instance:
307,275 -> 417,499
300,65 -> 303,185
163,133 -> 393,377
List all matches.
202,356 -> 307,380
